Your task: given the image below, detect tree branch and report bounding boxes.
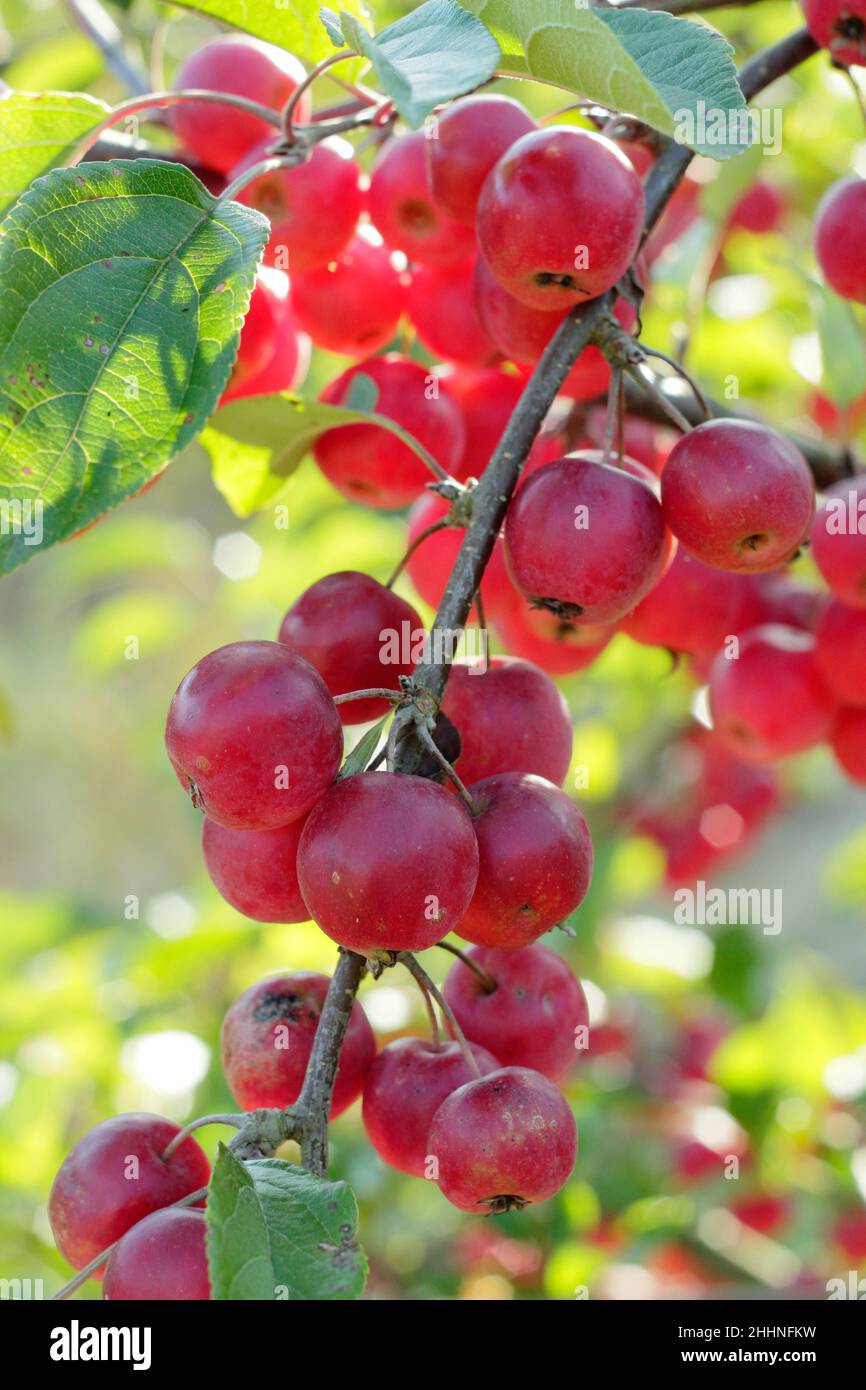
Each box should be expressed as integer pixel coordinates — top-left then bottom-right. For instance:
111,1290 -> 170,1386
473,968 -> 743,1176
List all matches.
61,0 -> 150,96
294,949 -> 366,1178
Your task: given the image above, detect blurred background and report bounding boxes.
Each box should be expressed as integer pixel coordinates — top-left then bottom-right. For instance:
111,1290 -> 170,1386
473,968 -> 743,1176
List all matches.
2,0 -> 866,1300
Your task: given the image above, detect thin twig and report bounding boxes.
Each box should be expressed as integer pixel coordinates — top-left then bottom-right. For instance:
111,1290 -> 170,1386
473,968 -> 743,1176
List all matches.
626,365 -> 695,432
411,970 -> 442,1047
333,688 -> 404,706
641,346 -> 712,420
160,1114 -> 243,1162
61,0 -> 150,95
386,518 -> 450,588
282,50 -> 357,138
436,940 -> 497,992
415,723 -> 479,813
398,954 -> 482,1077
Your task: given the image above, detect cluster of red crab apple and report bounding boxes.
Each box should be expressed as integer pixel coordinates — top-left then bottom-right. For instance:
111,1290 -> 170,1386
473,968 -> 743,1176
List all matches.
47,8 -> 866,1298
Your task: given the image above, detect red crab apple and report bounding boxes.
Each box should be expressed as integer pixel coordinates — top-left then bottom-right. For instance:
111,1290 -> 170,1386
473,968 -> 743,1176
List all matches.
169,35 -> 311,174
290,229 -> 406,358
661,420 -> 815,572
442,365 -> 523,480
457,773 -> 593,950
296,772 -> 479,955
362,1038 -> 500,1176
441,656 -> 573,787
811,476 -> 866,607
708,624 -> 836,762
621,547 -> 756,659
426,94 -> 536,224
278,571 -> 423,724
504,452 -> 669,623
165,641 -> 342,830
444,943 -> 590,1081
232,137 -> 362,272
477,126 -> 645,309
405,493 -> 513,619
314,355 -> 465,509
814,599 -> 866,705
103,1208 -> 210,1301
221,267 -> 305,403
428,1066 -> 577,1212
493,591 -> 613,675
474,258 -> 634,401
830,705 -> 866,782
49,1114 -> 210,1274
408,259 -> 501,368
368,130 -> 476,267
202,816 -> 309,922
221,972 -> 376,1116
815,177 -> 866,303
802,0 -> 866,69
728,180 -> 787,234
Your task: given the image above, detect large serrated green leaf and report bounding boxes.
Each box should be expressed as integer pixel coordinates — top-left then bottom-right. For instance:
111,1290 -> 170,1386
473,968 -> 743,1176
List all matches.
341,0 -> 500,128
0,159 -> 268,576
207,1147 -> 366,1300
167,0 -> 370,61
459,1 -> 750,159
203,390 -> 438,517
0,91 -> 109,218
811,285 -> 866,410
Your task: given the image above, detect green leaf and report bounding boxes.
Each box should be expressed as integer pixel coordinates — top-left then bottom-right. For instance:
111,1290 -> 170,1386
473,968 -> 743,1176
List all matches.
206,1145 -> 277,1301
341,0 -> 500,128
811,285 -> 866,410
0,159 -> 268,576
167,0 -> 370,60
338,714 -> 390,778
344,371 -> 379,412
203,392 -> 437,517
320,7 -> 346,46
459,1 -> 750,159
0,92 -> 109,219
207,1147 -> 367,1300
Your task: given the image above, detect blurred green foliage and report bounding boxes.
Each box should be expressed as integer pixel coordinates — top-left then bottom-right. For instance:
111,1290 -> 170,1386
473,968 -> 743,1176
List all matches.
1,0 -> 866,1302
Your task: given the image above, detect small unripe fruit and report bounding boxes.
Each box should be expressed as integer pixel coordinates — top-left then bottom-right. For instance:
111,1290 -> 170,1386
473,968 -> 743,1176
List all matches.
278,571 -> 423,725
661,420 -> 815,572
476,126 -> 645,309
444,943 -> 589,1081
708,624 -> 836,762
103,1208 -> 210,1301
49,1114 -> 210,1274
458,773 -> 593,950
362,1037 -> 500,1176
221,972 -> 376,1116
297,772 -> 479,955
428,1066 -> 577,1212
504,452 -> 669,623
441,656 -> 573,787
426,94 -> 536,225
165,641 -> 343,830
